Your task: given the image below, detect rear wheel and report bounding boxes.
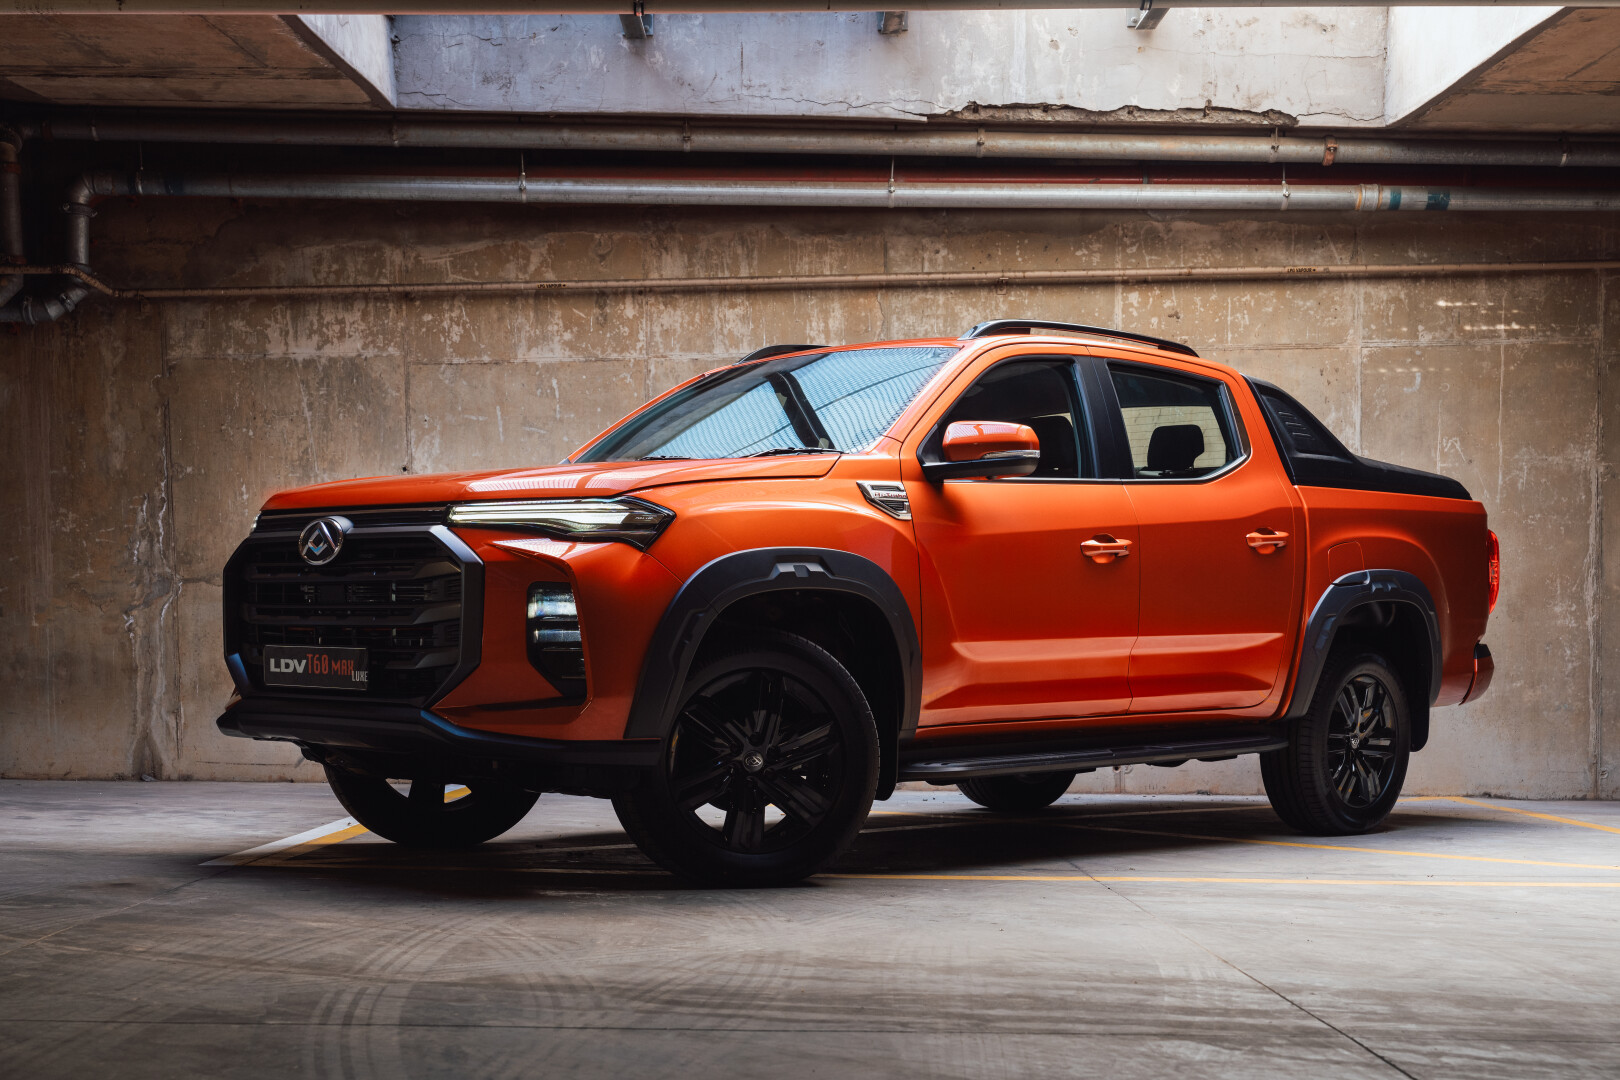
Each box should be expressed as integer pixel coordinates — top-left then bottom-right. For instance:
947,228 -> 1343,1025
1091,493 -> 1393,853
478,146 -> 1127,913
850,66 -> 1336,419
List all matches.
958,771 -> 1075,812
323,765 -> 539,848
1262,649 -> 1410,835
613,631 -> 879,887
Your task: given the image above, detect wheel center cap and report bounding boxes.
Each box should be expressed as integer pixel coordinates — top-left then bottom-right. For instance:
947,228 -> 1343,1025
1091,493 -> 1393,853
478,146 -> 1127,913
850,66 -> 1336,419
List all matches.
742,751 -> 765,772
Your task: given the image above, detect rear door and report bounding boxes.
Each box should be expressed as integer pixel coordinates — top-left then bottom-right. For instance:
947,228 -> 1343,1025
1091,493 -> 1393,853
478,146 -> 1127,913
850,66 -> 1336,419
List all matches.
903,349 -> 1140,728
1093,355 -> 1300,713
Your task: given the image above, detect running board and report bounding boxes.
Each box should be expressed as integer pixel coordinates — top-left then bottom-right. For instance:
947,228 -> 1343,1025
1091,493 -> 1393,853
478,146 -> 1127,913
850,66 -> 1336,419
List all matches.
897,732 -> 1289,781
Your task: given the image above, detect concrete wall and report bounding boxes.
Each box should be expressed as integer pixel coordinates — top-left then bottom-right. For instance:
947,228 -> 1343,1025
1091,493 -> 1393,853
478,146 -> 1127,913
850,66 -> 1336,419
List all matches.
1,199 -> 1616,798
393,11 -> 1386,126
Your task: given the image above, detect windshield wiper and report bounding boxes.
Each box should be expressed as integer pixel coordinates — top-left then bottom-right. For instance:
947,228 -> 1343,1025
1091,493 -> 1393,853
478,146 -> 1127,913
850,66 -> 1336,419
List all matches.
636,455 -> 692,461
748,447 -> 841,457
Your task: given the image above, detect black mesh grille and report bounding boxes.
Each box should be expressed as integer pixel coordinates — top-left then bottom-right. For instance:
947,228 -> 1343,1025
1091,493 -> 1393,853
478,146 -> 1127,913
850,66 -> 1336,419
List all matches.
235,531 -> 465,703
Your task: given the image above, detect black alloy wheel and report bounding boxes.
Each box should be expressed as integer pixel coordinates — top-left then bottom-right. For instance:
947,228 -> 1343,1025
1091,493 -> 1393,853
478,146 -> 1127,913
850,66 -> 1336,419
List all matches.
323,765 -> 539,848
613,631 -> 879,887
958,771 -> 1076,812
1327,674 -> 1400,809
1262,649 -> 1411,835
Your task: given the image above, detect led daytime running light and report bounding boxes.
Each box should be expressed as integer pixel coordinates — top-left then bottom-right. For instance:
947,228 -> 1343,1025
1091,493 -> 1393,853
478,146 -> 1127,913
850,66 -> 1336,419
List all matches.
448,497 -> 674,548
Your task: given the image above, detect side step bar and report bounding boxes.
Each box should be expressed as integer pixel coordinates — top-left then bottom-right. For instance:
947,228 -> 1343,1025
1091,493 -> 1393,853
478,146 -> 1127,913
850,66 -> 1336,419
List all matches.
897,732 -> 1289,782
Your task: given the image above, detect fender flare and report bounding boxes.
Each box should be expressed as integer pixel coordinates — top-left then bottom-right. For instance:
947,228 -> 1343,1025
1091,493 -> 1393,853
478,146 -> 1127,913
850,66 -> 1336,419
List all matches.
623,547 -> 922,780
1286,570 -> 1443,742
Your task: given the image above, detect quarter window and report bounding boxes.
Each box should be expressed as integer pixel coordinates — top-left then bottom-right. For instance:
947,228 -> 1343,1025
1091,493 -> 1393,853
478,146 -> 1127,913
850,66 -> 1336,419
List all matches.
1109,365 -> 1240,479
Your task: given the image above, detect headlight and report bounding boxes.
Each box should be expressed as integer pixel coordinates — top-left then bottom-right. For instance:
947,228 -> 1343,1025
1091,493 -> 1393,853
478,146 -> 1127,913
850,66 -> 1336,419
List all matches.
448,497 -> 675,549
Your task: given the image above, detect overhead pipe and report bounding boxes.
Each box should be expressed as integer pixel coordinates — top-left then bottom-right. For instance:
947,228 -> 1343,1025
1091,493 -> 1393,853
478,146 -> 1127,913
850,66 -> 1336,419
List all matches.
28,116 -> 1620,170
72,171 -> 1620,212
6,168 -> 1618,323
6,0 -> 1614,12
11,258 -> 1620,304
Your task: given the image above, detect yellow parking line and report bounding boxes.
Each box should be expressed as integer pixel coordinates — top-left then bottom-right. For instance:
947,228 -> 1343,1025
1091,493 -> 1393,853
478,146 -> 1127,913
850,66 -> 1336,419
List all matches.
268,822 -> 370,862
821,873 -> 1620,888
206,785 -> 470,866
1425,796 -> 1620,835
1072,823 -> 1620,871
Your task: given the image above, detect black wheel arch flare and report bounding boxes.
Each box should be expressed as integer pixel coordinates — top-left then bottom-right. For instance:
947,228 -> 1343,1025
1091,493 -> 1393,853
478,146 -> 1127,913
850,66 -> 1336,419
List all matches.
623,547 -> 922,797
1287,569 -> 1443,751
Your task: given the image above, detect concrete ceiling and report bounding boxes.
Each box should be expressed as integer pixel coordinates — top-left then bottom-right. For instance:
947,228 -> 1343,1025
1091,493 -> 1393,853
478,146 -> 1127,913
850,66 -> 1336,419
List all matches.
0,9 -> 1616,133
1401,10 -> 1620,132
0,15 -> 384,109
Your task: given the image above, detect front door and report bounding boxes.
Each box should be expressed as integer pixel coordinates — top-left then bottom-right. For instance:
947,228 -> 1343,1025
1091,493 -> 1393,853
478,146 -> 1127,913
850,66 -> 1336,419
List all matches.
907,355 -> 1141,728
1100,358 -> 1300,713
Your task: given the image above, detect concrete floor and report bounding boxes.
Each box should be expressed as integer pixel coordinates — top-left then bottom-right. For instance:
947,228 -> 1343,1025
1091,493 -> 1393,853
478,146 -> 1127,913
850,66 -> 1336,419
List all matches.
1,781 -> 1617,1079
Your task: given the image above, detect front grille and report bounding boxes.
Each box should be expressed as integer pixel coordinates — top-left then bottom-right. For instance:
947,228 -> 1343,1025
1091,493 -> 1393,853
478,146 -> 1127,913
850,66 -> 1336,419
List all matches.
234,530 -> 466,703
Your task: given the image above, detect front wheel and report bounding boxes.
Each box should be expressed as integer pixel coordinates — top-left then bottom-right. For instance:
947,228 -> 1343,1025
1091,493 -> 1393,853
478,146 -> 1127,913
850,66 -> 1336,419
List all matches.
323,765 -> 539,848
1262,649 -> 1411,835
612,631 -> 879,887
958,771 -> 1075,812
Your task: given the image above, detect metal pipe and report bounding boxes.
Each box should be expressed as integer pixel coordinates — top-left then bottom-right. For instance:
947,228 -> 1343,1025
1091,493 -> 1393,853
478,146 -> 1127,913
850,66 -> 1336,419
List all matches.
0,125 -> 23,308
9,167 -> 1617,324
0,174 -> 93,325
9,259 -> 1620,303
79,171 -> 1620,212
30,117 -> 1620,170
6,0 -> 1613,12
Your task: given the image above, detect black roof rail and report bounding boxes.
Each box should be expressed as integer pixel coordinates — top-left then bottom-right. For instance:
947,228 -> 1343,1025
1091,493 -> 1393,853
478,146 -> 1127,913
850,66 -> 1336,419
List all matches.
959,320 -> 1199,358
735,344 -> 827,364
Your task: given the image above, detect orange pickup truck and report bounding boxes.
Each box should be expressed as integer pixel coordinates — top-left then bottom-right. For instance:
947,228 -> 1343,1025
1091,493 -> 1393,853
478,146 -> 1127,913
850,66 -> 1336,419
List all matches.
219,320 -> 1498,886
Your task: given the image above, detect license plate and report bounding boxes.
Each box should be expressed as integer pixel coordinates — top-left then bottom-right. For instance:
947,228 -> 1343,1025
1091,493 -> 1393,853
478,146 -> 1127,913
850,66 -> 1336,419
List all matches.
263,645 -> 369,691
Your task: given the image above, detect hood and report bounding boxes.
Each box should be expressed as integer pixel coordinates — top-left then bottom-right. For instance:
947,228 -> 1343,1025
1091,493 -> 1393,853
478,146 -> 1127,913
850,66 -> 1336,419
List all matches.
261,455 -> 841,511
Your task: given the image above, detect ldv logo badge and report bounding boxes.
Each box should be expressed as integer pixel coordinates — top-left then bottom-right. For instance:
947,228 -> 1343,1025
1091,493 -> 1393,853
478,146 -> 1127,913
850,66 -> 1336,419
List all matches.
267,656 -> 307,673
298,516 -> 351,566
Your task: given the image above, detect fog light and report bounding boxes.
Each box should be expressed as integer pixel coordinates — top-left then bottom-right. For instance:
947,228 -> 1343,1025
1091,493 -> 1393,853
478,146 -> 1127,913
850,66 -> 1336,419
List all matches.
528,582 -> 585,697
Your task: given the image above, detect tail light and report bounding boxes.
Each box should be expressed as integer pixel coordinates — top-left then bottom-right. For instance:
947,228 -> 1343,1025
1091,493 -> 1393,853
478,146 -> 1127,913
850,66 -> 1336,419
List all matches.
527,582 -> 585,698
1487,530 -> 1500,613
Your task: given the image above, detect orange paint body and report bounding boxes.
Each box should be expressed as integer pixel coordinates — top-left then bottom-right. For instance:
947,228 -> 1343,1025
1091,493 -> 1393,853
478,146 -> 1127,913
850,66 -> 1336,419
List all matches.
241,333 -> 1494,754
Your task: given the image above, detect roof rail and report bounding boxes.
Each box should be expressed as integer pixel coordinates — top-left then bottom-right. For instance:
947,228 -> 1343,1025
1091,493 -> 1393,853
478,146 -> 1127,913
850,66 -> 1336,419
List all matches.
735,344 -> 827,364
959,320 -> 1199,358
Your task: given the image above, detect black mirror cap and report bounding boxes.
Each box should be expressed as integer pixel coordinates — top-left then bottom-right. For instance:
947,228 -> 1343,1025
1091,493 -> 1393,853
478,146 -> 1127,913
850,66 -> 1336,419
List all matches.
921,452 -> 1040,482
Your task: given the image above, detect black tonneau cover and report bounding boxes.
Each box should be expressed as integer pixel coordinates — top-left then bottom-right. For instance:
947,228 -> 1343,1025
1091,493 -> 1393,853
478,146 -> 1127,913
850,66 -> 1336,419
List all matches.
1246,378 -> 1472,501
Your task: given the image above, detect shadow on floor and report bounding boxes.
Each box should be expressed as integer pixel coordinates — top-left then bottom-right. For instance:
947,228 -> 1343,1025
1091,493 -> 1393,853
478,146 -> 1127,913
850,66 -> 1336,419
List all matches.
230,797 -> 1470,897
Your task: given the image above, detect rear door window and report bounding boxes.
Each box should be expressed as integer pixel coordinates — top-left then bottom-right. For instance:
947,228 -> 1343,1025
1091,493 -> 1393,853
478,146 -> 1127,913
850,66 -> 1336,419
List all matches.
1108,364 -> 1242,479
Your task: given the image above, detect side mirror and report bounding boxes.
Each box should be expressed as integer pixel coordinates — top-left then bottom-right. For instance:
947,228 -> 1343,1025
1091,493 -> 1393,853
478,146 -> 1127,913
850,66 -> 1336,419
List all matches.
923,421 -> 1041,481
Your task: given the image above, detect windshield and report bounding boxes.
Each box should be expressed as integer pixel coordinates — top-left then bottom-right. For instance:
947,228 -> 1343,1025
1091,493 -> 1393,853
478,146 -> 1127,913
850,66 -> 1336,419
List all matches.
577,345 -> 960,462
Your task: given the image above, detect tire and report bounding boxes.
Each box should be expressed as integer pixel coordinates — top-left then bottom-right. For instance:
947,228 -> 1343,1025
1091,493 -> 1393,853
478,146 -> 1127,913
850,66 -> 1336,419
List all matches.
958,771 -> 1076,812
323,765 -> 539,848
1262,649 -> 1411,835
612,631 -> 879,887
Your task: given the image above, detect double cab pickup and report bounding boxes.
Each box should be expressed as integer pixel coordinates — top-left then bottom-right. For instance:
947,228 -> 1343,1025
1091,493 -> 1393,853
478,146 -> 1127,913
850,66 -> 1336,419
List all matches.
219,319 -> 1498,885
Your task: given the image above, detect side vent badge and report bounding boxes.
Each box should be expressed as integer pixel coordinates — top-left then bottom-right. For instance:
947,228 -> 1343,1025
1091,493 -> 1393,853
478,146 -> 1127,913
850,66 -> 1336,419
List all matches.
857,481 -> 912,521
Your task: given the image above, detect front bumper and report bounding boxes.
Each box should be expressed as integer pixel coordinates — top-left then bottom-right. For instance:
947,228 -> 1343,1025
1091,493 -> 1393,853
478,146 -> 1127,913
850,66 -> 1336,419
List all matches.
218,696 -> 660,795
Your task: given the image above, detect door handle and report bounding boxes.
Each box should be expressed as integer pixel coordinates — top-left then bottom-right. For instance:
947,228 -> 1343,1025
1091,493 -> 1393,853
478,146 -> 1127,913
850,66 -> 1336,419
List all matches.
1082,535 -> 1132,564
1246,529 -> 1289,555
